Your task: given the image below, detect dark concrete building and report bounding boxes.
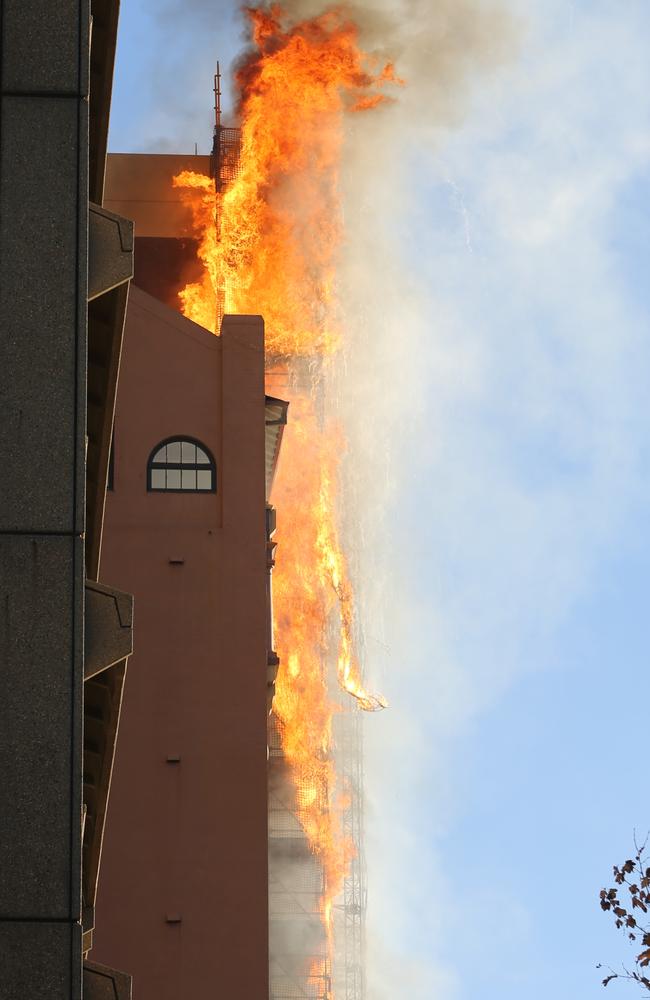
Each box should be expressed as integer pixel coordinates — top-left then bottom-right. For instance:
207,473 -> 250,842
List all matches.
1,2 -> 135,995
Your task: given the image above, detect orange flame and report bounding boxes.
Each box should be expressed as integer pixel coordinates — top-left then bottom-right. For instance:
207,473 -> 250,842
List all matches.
173,4 -> 402,353
270,392 -> 359,894
173,0 -> 397,974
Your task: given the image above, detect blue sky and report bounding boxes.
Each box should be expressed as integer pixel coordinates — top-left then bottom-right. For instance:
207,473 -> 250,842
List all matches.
109,2 -> 650,997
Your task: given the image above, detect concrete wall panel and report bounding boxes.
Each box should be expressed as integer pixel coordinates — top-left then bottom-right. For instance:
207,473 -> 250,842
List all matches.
0,921 -> 81,1000
0,2 -> 89,95
0,94 -> 87,533
0,535 -> 83,918
0,0 -> 89,991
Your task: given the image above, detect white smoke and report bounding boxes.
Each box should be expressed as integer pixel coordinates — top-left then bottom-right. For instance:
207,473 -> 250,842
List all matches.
329,1 -> 650,996
111,0 -> 516,151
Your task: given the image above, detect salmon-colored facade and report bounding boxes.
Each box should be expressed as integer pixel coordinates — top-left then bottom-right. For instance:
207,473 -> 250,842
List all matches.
93,284 -> 271,998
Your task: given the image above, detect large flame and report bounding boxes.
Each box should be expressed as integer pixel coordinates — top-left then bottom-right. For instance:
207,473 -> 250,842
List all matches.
173,0 -> 397,973
174,4 -> 401,352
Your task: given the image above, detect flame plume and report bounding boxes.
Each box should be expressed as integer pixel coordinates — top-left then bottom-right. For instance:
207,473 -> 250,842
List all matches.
174,4 -> 401,352
173,0 -> 397,974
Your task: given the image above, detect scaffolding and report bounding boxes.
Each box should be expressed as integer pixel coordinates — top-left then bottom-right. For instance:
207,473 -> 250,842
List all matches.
268,708 -> 366,1000
333,710 -> 366,1000
211,62 -> 242,194
268,717 -> 333,1000
213,123 -> 241,194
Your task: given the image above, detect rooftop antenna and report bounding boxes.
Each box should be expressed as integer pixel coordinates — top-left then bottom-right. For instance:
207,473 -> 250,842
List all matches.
211,61 -> 226,332
209,61 -> 242,330
211,62 -> 225,192
214,62 -> 222,131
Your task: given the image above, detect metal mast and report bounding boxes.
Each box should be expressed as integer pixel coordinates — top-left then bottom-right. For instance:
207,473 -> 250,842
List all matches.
209,62 -> 242,330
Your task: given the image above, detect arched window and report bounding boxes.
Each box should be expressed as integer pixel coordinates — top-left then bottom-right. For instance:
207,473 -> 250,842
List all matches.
147,438 -> 216,493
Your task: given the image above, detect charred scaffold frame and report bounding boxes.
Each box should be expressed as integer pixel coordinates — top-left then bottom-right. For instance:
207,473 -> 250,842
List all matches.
211,65 -> 242,196
268,705 -> 367,1000
268,715 -> 332,1000
333,709 -> 367,1000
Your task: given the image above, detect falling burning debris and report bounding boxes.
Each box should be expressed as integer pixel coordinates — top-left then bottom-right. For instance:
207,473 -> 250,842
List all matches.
173,1 -> 397,983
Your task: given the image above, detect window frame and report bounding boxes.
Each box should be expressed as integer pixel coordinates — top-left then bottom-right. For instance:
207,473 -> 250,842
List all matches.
146,436 -> 217,494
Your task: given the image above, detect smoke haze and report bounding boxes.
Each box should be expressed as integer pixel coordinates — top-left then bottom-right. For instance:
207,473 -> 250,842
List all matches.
112,0 -> 516,149
329,3 -> 650,997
